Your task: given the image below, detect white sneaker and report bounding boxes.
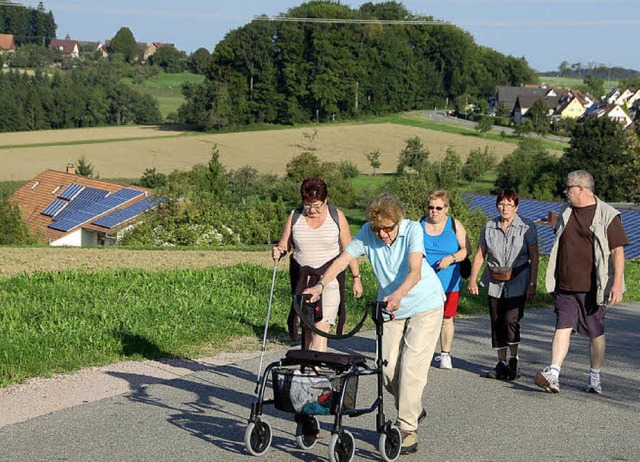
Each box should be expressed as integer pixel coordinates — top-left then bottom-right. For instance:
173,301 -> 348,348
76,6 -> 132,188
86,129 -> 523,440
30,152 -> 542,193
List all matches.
438,353 -> 453,370
585,374 -> 602,394
535,367 -> 560,394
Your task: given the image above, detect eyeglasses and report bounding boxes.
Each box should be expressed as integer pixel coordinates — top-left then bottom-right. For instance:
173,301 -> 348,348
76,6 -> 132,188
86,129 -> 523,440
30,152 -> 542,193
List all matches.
428,205 -> 445,211
565,185 -> 581,192
371,223 -> 397,234
497,203 -> 515,209
303,202 -> 325,210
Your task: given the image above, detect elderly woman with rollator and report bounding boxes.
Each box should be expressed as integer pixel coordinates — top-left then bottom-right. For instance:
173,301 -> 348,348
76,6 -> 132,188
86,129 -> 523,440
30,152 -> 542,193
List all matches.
272,177 -> 363,352
304,192 -> 445,455
468,188 -> 539,381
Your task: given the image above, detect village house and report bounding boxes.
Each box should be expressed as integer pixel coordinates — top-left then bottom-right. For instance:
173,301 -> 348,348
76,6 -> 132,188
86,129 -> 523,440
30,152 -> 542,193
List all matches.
77,40 -> 108,58
143,42 -> 174,61
494,85 -> 552,116
0,33 -> 15,54
582,103 -> 634,128
511,94 -> 559,123
10,165 -> 160,247
554,96 -> 586,119
48,38 -> 80,59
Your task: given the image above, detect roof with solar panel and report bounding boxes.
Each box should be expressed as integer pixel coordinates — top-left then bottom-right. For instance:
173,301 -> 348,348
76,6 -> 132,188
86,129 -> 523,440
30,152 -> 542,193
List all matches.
9,167 -> 160,245
464,194 -> 640,260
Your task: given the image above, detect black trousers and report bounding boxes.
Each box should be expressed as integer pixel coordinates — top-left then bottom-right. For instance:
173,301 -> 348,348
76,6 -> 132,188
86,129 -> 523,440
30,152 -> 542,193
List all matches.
488,295 -> 526,349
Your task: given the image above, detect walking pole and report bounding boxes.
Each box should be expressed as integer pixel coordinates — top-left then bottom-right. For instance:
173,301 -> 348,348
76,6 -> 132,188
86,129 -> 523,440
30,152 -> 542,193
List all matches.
255,257 -> 281,394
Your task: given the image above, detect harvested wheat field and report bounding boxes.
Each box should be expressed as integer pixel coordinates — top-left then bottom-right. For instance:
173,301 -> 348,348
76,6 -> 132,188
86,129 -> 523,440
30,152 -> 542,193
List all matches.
0,247 -> 281,278
0,122 -> 529,181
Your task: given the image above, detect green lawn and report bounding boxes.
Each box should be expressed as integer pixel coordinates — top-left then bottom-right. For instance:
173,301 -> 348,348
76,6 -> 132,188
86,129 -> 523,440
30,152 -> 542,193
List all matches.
123,72 -> 206,120
374,113 -> 569,152
539,76 -> 618,93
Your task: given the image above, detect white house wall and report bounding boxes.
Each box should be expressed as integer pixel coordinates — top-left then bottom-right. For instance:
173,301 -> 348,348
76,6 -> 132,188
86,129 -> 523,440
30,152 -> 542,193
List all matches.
50,228 -> 99,247
50,229 -> 83,247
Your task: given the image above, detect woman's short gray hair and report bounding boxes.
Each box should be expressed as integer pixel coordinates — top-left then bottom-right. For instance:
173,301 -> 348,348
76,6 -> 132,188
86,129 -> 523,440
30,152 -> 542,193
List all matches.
367,193 -> 404,226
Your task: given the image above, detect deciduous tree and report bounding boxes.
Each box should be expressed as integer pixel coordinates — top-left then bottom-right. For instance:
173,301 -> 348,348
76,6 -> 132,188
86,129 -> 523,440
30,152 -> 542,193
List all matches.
109,27 -> 138,63
562,117 -> 631,201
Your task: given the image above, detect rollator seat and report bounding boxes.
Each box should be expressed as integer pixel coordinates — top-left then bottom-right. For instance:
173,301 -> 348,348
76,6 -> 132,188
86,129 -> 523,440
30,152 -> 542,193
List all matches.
283,349 -> 367,368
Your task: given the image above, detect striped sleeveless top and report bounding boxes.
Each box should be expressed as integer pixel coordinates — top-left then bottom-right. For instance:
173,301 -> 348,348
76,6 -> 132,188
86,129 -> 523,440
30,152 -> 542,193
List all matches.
292,212 -> 340,268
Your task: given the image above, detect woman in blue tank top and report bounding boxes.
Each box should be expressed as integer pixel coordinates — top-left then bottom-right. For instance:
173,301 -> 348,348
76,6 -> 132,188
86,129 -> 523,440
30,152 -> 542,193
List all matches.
422,190 -> 470,369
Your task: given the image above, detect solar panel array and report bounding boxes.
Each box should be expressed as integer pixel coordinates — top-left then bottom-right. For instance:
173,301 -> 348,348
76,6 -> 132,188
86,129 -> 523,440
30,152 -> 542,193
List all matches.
41,199 -> 67,217
48,188 -> 144,232
92,196 -> 159,229
464,194 -> 640,260
58,183 -> 84,200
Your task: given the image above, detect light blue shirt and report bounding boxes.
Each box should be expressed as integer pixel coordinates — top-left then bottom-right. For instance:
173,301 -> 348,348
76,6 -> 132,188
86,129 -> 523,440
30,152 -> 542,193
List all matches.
346,219 -> 445,319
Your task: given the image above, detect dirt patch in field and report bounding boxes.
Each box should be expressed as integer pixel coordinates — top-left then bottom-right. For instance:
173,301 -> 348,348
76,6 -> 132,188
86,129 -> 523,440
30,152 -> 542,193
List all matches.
0,247 -> 284,279
0,123 -> 530,181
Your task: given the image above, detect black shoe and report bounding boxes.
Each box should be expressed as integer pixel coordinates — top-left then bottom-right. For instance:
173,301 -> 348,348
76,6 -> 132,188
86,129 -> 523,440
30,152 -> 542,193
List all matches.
508,357 -> 520,380
418,408 -> 426,425
485,361 -> 510,380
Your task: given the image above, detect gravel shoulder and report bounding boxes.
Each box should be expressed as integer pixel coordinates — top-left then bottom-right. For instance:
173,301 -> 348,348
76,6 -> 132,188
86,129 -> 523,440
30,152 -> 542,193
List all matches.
0,350 -> 269,429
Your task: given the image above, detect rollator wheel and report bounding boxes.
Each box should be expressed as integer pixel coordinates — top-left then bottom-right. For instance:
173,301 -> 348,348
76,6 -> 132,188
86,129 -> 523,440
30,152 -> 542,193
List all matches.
328,429 -> 355,462
378,424 -> 402,462
244,418 -> 272,456
295,415 -> 320,450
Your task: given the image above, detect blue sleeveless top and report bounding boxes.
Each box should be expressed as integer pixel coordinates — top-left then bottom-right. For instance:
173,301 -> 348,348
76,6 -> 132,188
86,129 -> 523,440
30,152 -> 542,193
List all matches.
422,216 -> 461,293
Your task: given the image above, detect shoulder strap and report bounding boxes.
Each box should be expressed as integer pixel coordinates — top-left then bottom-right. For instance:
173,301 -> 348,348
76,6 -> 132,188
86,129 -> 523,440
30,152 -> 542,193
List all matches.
291,204 -> 341,234
450,216 -> 457,234
327,204 -> 340,232
291,206 -> 304,228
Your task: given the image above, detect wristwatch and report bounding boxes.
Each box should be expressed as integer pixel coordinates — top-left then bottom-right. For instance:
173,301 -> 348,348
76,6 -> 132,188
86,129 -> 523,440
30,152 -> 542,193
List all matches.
450,254 -> 457,262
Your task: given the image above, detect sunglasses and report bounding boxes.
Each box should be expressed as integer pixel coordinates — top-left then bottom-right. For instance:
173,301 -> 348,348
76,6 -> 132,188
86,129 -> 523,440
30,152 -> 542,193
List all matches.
428,205 -> 445,211
371,223 -> 397,234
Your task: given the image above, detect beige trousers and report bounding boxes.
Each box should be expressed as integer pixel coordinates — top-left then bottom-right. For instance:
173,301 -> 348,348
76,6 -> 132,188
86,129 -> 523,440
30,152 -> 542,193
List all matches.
382,305 -> 443,431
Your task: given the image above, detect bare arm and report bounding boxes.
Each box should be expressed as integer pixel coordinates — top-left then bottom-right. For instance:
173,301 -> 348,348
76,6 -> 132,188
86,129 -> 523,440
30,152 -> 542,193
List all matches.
272,213 -> 293,261
439,218 -> 469,270
383,251 -> 423,312
338,209 -> 363,298
609,246 -> 625,306
303,251 -> 355,302
467,243 -> 487,295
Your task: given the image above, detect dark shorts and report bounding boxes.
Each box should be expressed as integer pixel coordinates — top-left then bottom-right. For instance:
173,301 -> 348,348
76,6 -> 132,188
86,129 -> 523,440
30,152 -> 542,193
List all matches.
554,291 -> 606,338
443,291 -> 460,318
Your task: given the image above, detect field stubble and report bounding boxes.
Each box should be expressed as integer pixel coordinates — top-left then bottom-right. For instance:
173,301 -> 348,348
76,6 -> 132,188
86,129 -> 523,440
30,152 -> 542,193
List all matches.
1,123 -> 525,181
0,247 -> 280,278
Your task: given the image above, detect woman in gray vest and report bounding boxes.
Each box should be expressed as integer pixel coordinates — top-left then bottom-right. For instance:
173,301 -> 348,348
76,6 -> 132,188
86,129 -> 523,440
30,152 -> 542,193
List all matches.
468,188 -> 539,381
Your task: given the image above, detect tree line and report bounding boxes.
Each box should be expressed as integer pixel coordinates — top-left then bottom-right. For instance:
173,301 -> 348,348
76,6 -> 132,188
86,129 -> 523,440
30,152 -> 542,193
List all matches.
2,114 -> 638,247
0,1 -> 55,47
178,1 -> 538,129
0,64 -> 161,132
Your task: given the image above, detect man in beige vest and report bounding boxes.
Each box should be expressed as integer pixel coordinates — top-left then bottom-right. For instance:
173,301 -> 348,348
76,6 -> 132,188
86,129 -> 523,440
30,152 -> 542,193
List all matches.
535,170 -> 628,395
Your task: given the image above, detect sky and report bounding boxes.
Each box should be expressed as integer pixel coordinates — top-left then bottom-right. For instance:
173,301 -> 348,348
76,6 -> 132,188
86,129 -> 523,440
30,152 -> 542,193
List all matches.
39,0 -> 640,72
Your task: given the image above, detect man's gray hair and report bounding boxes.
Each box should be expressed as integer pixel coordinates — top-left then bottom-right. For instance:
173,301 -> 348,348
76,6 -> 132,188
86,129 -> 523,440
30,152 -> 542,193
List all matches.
568,170 -> 595,192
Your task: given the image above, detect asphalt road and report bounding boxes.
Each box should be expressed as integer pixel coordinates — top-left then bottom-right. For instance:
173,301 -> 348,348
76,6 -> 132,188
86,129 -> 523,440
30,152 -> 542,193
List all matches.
423,110 -> 571,144
2,303 -> 639,461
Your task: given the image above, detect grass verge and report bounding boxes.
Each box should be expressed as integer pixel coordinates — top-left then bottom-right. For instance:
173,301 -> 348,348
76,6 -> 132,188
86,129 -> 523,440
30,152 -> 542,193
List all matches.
1,256 -> 637,388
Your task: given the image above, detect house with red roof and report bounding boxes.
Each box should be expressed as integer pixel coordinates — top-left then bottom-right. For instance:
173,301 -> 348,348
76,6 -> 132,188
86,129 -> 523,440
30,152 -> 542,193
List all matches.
48,39 -> 80,59
10,165 -> 160,247
0,33 -> 15,54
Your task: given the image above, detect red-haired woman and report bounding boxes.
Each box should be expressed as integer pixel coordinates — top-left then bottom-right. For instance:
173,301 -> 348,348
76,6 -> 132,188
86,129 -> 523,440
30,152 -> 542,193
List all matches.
272,177 -> 363,351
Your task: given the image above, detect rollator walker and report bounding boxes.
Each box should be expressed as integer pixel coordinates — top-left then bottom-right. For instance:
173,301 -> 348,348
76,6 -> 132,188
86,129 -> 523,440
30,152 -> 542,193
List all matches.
245,294 -> 402,462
